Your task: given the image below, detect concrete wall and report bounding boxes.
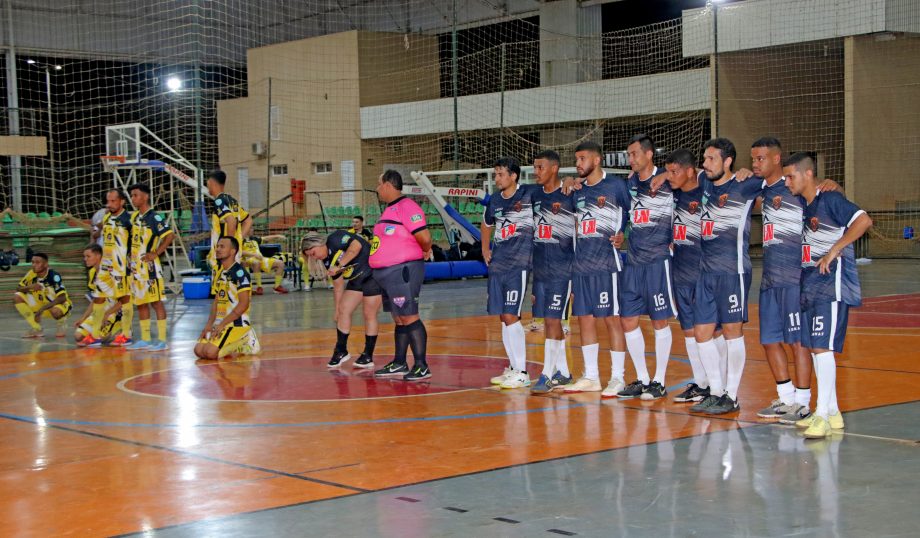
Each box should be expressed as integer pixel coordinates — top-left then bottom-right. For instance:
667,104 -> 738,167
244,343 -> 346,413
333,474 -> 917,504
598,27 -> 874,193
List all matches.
845,34 -> 920,211
713,40 -> 845,184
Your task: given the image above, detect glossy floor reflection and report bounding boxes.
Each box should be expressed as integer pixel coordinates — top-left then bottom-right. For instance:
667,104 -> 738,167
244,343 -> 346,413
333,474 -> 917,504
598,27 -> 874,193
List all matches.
0,260 -> 917,536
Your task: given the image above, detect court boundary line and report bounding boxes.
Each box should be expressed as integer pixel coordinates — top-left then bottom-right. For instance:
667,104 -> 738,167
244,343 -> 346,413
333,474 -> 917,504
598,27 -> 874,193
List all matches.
0,413 -> 371,494
111,396 -> 920,537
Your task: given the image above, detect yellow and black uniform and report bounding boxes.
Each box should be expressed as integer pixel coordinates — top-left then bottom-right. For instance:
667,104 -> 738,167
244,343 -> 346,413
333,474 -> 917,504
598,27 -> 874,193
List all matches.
349,227 -> 374,242
209,193 -> 247,266
259,251 -> 294,274
99,209 -> 132,299
129,209 -> 173,305
76,266 -> 120,339
16,268 -> 73,316
241,237 -> 261,260
199,262 -> 256,351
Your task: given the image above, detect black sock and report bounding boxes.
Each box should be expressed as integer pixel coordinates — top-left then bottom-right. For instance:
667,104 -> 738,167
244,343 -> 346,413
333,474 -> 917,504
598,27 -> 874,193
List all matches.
335,329 -> 349,353
406,319 -> 428,367
393,325 -> 409,365
363,335 -> 378,358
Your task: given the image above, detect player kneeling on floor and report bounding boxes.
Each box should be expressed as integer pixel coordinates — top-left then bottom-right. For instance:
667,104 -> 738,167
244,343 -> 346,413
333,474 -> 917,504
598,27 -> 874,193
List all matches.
194,237 -> 261,360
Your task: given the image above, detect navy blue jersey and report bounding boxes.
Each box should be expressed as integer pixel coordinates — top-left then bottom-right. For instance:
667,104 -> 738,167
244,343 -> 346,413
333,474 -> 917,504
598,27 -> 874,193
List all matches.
699,175 -> 762,275
483,184 -> 535,273
626,167 -> 674,265
531,184 -> 575,281
672,186 -> 704,288
573,173 -> 631,275
761,176 -> 803,289
801,191 -> 865,307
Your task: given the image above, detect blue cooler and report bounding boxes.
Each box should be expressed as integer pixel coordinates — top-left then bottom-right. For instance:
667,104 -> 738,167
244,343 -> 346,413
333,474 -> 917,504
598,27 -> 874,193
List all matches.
183,276 -> 211,299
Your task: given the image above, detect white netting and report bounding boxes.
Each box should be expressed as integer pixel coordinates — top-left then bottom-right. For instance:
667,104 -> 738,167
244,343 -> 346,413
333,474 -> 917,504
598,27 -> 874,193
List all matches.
0,1 -> 917,255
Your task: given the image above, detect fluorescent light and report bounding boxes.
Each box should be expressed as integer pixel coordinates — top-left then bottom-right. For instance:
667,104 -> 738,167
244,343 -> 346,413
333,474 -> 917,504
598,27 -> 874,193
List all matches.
53,65 -> 63,70
26,59 -> 36,64
166,77 -> 182,92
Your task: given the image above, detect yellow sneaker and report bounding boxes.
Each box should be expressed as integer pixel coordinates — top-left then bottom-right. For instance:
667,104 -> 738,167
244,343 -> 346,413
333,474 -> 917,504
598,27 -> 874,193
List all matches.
803,416 -> 832,439
491,367 -> 513,385
828,411 -> 845,430
795,414 -> 816,428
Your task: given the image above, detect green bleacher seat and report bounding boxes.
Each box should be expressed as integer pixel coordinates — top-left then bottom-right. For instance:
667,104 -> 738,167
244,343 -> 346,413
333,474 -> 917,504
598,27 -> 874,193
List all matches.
51,212 -> 63,218
38,212 -> 51,219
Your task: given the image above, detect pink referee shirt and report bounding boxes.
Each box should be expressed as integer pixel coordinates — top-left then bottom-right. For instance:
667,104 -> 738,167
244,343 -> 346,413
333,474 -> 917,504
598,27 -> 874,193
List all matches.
369,196 -> 427,268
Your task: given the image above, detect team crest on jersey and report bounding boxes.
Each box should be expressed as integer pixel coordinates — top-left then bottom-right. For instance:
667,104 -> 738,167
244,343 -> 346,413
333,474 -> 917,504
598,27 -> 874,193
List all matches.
688,201 -> 699,215
809,217 -> 820,232
718,194 -> 729,208
551,202 -> 561,215
384,225 -> 396,236
597,196 -> 606,208
772,196 -> 783,210
236,269 -> 244,277
215,198 -> 223,206
513,201 -> 522,212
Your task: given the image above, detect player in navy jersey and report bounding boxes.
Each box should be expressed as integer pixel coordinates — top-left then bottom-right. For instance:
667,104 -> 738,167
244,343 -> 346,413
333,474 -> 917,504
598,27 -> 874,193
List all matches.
528,150 -> 576,394
748,137 -> 814,422
562,141 -> 630,394
664,149 -> 729,404
615,134 -> 677,401
783,152 -> 872,438
689,138 -> 763,415
482,157 -> 535,389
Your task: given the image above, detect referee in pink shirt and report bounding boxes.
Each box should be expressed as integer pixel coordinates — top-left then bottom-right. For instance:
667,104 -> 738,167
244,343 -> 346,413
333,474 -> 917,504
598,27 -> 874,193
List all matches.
369,170 -> 434,381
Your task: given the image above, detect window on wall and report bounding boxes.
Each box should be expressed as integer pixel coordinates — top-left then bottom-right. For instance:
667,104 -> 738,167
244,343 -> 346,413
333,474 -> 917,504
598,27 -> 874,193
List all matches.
271,164 -> 288,176
314,162 -> 332,175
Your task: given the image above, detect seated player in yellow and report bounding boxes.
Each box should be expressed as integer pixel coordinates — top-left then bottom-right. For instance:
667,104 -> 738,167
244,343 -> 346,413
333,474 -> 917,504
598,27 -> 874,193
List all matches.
74,244 -> 123,345
240,235 -> 290,295
125,183 -> 174,352
195,236 -> 261,360
13,252 -> 73,338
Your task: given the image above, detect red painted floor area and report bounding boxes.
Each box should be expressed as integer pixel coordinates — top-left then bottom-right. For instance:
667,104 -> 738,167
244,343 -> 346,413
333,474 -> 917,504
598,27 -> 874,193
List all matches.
121,354 -> 544,401
850,293 -> 920,327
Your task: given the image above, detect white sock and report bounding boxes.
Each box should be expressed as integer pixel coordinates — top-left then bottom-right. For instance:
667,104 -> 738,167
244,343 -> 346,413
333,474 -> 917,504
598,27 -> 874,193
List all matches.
653,327 -> 672,385
625,328 -> 650,384
698,339 -> 724,395
814,351 -> 836,419
542,339 -> 557,376
685,337 -> 708,388
776,380 -> 795,406
795,386 -> 812,408
507,322 -> 527,372
500,323 -> 515,371
554,340 -> 570,377
581,343 -> 599,381
715,334 -> 728,384
725,337 -> 746,401
828,364 -> 839,415
610,350 -> 626,381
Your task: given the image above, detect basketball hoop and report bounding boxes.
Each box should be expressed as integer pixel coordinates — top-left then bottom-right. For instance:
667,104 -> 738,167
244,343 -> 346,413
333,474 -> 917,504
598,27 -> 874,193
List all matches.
100,155 -> 126,171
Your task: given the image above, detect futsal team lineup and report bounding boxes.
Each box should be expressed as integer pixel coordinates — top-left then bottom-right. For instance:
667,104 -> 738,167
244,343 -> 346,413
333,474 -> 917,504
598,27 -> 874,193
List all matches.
15,133 -> 872,440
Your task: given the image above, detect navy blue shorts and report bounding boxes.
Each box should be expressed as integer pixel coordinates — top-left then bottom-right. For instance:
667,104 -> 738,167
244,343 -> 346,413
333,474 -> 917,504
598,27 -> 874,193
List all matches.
345,272 -> 383,297
759,286 -> 802,345
675,285 -> 697,331
694,272 -> 752,326
373,260 -> 424,316
620,259 -> 677,320
572,273 -> 620,318
532,278 -> 572,320
487,269 -> 529,316
802,301 -> 849,352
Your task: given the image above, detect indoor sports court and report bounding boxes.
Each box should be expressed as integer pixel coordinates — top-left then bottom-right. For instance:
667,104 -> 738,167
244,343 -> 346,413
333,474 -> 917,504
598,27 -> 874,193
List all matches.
1,0 -> 919,536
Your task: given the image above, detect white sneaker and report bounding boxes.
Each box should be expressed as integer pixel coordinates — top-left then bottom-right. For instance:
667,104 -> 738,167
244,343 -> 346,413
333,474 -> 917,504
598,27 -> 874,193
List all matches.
601,378 -> 626,399
247,332 -> 262,355
500,371 -> 531,389
490,367 -> 514,385
563,377 -> 602,393
528,320 -> 543,332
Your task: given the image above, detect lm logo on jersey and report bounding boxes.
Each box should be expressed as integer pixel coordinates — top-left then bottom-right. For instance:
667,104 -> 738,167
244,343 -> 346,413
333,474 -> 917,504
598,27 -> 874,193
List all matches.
700,211 -> 716,240
578,211 -> 600,237
497,219 -> 518,241
535,217 -> 558,243
762,218 -> 784,247
801,243 -> 816,266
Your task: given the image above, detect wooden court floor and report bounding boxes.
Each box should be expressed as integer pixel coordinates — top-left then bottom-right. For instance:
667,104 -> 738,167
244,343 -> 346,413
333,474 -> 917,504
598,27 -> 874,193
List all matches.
0,281 -> 919,535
